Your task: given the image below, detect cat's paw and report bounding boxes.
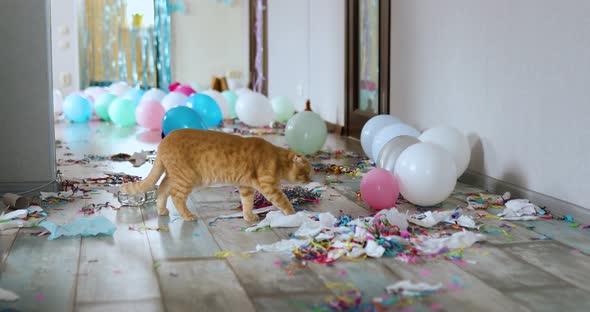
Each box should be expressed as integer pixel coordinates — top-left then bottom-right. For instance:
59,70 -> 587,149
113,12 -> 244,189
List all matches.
243,213 -> 260,222
158,207 -> 170,216
181,212 -> 198,221
120,183 -> 131,193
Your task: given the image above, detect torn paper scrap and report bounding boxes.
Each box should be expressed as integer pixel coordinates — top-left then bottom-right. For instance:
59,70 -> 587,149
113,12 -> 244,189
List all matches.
375,208 -> 409,231
256,239 -> 310,253
408,209 -> 477,229
365,239 -> 385,258
408,210 -> 454,228
303,182 -> 327,192
39,215 -> 117,240
385,281 -> 443,297
40,190 -> 83,200
129,150 -> 152,167
0,206 -> 47,231
244,211 -> 312,232
417,231 -> 486,254
0,209 -> 28,221
293,212 -> 336,238
443,213 -> 477,229
498,199 -> 543,220
0,288 -> 19,302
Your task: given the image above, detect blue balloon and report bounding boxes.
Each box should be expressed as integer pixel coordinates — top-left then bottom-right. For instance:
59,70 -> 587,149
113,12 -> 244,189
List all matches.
63,94 -> 92,123
122,88 -> 145,106
186,94 -> 222,127
162,106 -> 208,135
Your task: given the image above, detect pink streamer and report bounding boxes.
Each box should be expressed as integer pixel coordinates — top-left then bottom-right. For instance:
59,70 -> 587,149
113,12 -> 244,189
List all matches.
254,0 -> 264,92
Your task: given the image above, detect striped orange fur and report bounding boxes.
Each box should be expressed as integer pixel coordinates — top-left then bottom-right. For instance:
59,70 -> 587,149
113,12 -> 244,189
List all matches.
120,129 -> 313,221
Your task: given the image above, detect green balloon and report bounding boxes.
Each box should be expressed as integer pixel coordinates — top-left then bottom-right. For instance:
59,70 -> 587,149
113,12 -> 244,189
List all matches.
95,93 -> 117,121
222,91 -> 238,118
285,111 -> 327,155
108,97 -> 136,127
271,96 -> 295,122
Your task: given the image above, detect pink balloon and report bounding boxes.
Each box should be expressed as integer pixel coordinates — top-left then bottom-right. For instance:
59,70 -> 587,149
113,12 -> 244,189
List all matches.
135,100 -> 165,130
360,168 -> 400,210
175,85 -> 196,97
168,82 -> 181,92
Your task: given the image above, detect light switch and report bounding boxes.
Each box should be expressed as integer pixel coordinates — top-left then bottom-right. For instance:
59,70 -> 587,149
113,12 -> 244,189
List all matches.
59,26 -> 69,35
60,72 -> 72,87
59,40 -> 70,49
296,84 -> 303,96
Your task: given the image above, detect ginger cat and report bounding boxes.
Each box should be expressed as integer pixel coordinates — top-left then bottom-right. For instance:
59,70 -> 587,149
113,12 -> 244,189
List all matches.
120,129 -> 313,222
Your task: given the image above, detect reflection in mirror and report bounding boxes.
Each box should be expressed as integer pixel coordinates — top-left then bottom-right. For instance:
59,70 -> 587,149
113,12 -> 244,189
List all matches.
78,0 -> 247,90
357,0 -> 379,114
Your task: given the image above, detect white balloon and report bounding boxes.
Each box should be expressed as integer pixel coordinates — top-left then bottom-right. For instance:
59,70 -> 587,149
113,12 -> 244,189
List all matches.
361,115 -> 401,159
201,89 -> 231,118
53,89 -> 63,114
371,123 -> 420,162
235,92 -> 274,127
394,143 -> 457,206
141,88 -> 167,102
234,88 -> 253,96
419,127 -> 471,178
161,92 -> 188,111
108,81 -> 130,96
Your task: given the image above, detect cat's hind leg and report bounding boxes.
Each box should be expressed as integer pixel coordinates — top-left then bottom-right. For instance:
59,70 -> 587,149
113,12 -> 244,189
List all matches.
156,175 -> 171,216
170,180 -> 198,221
258,184 -> 296,216
239,186 -> 259,222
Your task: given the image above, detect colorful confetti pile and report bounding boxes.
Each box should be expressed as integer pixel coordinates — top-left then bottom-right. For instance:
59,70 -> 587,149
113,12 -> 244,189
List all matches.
312,161 -> 373,177
242,186 -> 322,210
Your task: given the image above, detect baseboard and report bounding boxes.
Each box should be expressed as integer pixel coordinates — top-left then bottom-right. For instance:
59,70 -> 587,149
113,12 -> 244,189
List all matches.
0,181 -> 58,197
325,121 -> 345,135
459,170 -> 590,224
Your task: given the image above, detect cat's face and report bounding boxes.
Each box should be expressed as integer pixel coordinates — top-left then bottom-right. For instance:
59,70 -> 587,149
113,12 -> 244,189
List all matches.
287,153 -> 313,184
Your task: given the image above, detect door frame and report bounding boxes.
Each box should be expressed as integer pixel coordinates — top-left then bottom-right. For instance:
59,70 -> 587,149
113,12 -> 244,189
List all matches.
345,0 -> 391,138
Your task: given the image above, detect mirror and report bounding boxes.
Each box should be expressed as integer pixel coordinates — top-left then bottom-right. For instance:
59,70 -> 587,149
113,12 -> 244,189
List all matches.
357,0 -> 379,114
77,0 -> 248,90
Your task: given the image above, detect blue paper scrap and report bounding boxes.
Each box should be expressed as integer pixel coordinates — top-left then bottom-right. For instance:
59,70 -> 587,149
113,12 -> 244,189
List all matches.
39,216 -> 117,240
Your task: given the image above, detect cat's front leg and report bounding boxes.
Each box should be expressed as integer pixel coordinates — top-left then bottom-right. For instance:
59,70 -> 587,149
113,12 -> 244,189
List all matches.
258,184 -> 296,216
239,186 -> 259,222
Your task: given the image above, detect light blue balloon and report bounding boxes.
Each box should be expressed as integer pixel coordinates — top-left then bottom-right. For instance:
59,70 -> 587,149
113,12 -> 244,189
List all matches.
162,106 -> 208,135
63,94 -> 92,123
222,91 -> 238,118
285,111 -> 328,155
186,94 -> 223,128
371,123 -> 420,161
122,88 -> 145,106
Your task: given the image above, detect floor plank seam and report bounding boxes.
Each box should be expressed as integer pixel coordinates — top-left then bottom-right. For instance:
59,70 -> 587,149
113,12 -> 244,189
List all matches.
140,206 -> 168,312
71,237 -> 83,312
186,195 -> 259,310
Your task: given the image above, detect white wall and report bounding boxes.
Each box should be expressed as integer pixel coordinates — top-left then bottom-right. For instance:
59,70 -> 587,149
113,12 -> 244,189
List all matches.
0,0 -> 56,192
171,0 -> 246,88
390,0 -> 590,208
50,0 -> 81,95
267,0 -> 345,125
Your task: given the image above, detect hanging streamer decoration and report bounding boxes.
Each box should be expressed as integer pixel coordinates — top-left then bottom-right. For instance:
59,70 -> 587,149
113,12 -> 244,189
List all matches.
253,0 -> 264,92
154,0 -> 173,90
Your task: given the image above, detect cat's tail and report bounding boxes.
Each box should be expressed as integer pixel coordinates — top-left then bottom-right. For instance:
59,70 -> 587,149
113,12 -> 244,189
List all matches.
120,156 -> 165,194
